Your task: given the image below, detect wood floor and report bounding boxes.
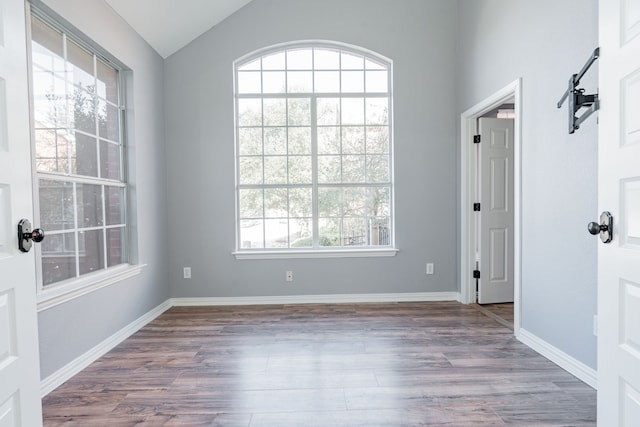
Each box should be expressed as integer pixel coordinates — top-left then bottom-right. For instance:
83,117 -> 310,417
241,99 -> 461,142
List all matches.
42,302 -> 596,426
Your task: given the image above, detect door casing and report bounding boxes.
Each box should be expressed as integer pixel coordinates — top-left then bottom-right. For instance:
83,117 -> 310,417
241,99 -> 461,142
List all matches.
460,78 -> 522,333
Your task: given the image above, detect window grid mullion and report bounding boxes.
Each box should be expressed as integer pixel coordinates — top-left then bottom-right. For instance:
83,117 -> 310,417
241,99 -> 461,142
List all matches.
72,182 -> 80,278
311,94 -> 319,248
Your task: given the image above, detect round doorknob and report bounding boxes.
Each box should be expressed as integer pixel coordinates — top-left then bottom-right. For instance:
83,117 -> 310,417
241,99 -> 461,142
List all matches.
588,221 -> 604,235
27,228 -> 45,243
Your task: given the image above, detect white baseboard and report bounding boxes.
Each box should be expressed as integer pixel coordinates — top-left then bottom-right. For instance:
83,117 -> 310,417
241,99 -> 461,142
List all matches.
517,328 -> 597,389
40,300 -> 171,397
170,292 -> 461,306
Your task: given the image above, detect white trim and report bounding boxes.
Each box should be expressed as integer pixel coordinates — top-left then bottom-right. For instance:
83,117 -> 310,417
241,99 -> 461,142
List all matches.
37,264 -> 146,311
459,78 -> 522,335
171,292 -> 460,307
40,299 -> 170,396
517,328 -> 597,389
233,248 -> 398,260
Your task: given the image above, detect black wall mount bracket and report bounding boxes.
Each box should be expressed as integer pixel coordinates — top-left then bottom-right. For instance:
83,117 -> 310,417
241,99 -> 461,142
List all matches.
556,47 -> 600,134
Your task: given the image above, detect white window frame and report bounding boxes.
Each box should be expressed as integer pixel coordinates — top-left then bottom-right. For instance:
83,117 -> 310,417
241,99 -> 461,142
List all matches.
233,41 -> 397,259
27,5 -> 142,310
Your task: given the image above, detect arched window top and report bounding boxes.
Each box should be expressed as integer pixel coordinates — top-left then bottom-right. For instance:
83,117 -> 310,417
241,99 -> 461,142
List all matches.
235,41 -> 391,95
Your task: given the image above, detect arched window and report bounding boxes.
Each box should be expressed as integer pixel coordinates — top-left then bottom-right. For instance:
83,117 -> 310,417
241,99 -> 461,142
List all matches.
234,41 -> 394,255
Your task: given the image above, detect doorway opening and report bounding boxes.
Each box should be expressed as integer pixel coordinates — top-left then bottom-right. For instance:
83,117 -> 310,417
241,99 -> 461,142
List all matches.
460,79 -> 522,334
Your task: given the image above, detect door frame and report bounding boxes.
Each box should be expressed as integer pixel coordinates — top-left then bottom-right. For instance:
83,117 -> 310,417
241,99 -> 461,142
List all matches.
460,78 -> 522,333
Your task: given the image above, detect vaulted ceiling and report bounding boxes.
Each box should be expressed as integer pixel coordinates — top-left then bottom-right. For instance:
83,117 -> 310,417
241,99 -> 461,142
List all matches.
104,0 -> 253,58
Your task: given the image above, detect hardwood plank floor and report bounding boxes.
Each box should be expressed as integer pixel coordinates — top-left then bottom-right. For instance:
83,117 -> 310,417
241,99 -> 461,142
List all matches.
42,302 -> 596,426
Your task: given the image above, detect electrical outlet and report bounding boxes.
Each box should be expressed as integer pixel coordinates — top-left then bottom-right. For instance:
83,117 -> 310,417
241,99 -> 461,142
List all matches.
426,263 -> 434,275
286,271 -> 294,282
183,267 -> 191,279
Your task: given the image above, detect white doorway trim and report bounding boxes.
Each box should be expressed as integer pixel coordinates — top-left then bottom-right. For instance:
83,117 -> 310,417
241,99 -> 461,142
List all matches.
460,78 -> 522,334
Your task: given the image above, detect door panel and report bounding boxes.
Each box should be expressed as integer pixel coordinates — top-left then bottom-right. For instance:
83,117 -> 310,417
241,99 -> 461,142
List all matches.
598,0 -> 640,424
478,118 -> 514,304
0,0 -> 43,425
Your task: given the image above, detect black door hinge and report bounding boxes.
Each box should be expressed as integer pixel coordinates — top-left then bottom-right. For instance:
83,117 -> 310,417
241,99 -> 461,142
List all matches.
473,269 -> 481,279
473,135 -> 481,144
473,203 -> 481,212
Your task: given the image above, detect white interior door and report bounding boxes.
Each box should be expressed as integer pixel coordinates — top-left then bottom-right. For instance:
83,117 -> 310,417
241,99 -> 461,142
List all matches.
0,0 -> 43,425
598,0 -> 640,424
478,118 -> 514,304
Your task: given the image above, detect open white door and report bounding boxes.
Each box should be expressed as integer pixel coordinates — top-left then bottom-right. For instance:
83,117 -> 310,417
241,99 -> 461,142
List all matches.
0,0 -> 43,425
598,0 -> 640,424
478,118 -> 514,304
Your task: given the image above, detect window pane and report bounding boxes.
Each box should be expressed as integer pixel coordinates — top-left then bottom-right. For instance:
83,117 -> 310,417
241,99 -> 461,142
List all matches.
35,129 -> 71,173
317,98 -> 340,125
78,229 -> 105,274
265,219 -> 288,248
287,71 -> 312,93
287,98 -> 310,125
39,179 -> 74,231
67,40 -> 95,92
366,70 -> 388,93
239,189 -> 263,219
342,155 -> 365,183
319,218 -> 340,246
288,156 -> 312,184
287,49 -> 312,70
237,71 -> 261,94
366,98 -> 389,125
262,52 -> 285,70
106,227 -> 126,267
238,58 -> 261,71
341,52 -> 364,69
105,186 -> 125,225
98,100 -> 120,142
288,127 -> 311,155
77,183 -> 103,227
238,99 -> 262,126
240,219 -> 264,249
290,218 -> 312,248
314,49 -> 340,70
31,16 -> 64,74
341,70 -> 364,93
263,156 -> 287,184
263,98 -> 286,126
100,139 -> 122,180
342,98 -> 364,125
289,188 -> 312,217
365,59 -> 386,70
342,126 -> 365,154
343,187 -> 366,217
239,128 -> 263,155
317,127 -> 340,154
32,74 -> 69,129
239,157 -> 263,185
96,59 -> 118,104
72,133 -> 98,177
366,126 -> 389,153
318,188 -> 341,217
72,89 -> 96,134
314,71 -> 340,93
369,217 -> 390,246
343,218 -> 367,246
367,155 -> 390,183
263,71 -> 286,93
368,187 -> 390,217
42,232 -> 76,286
318,155 -> 341,183
264,127 -> 286,155
264,188 -> 287,218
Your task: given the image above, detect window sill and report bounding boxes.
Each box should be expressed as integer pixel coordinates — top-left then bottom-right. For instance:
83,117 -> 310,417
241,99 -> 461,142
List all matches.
233,248 -> 399,260
37,264 -> 146,312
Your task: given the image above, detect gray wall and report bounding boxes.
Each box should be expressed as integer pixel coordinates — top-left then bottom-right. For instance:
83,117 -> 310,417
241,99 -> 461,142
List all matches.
36,0 -> 170,379
456,0 -> 598,368
164,0 -> 459,298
